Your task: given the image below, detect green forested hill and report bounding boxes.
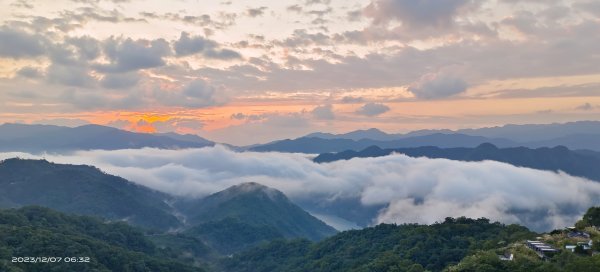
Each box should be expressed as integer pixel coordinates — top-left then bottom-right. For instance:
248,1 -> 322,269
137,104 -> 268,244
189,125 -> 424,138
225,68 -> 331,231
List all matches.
446,249 -> 600,272
447,207 -> 600,272
0,206 -> 204,272
176,182 -> 337,253
6,158 -> 600,272
184,217 -> 284,254
221,217 -> 534,272
0,158 -> 181,231
4,206 -> 599,272
0,159 -> 338,255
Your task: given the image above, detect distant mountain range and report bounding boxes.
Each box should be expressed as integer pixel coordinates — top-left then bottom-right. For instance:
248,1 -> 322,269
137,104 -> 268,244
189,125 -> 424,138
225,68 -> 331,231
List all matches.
314,143 -> 600,182
2,121 -> 600,271
0,123 -> 214,152
3,121 -> 600,153
251,121 -> 600,153
306,121 -> 600,142
249,134 -> 517,153
0,158 -> 337,254
456,121 -> 600,142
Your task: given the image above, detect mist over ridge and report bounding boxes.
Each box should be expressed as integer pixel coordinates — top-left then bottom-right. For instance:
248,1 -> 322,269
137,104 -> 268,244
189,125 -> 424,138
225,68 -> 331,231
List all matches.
2,145 -> 600,232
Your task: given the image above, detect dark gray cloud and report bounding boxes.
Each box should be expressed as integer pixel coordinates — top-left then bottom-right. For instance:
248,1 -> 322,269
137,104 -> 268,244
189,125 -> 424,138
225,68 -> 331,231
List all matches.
174,32 -> 214,56
365,0 -> 477,28
10,0 -> 33,9
59,88 -> 112,109
306,7 -> 333,17
194,52 -> 415,93
46,64 -> 95,87
139,12 -> 236,30
95,37 -> 170,73
575,103 -> 598,111
196,13 -> 600,96
311,104 -> 335,120
100,72 -> 140,89
174,32 -> 241,59
156,79 -> 225,108
279,29 -> 331,48
408,73 -> 468,99
13,4 -> 142,32
182,80 -> 217,105
19,16 -> 82,33
59,6 -> 144,24
287,5 -> 303,13
0,27 -> 46,59
1,26 -> 102,90
47,45 -> 80,66
285,1 -> 332,27
340,96 -> 365,103
204,48 -> 242,60
483,83 -> 600,99
334,0 -> 494,43
574,0 -> 600,16
230,113 -> 266,121
66,36 -> 101,61
356,102 -> 390,116
246,7 -> 267,17
16,67 -> 43,78
538,5 -> 571,21
231,113 -> 246,120
347,9 -> 363,22
305,0 -> 331,5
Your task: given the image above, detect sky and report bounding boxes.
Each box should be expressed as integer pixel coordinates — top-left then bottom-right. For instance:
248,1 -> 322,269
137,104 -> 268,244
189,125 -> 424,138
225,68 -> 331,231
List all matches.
0,0 -> 599,145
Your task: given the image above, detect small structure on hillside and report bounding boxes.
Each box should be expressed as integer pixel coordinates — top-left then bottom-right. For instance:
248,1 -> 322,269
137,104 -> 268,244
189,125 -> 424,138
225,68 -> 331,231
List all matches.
565,227 -> 591,238
565,240 -> 593,252
526,240 -> 560,259
567,231 -> 591,239
498,253 -> 514,261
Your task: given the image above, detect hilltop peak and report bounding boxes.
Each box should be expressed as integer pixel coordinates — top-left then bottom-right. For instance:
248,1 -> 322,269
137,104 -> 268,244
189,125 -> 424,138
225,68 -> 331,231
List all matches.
216,182 -> 286,202
230,182 -> 270,191
359,128 -> 385,133
177,182 -> 337,242
304,128 -> 393,141
476,143 -> 499,150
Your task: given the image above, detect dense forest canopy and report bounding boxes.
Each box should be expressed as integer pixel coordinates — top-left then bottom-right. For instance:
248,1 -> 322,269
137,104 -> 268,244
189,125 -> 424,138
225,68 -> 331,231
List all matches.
2,205 -> 600,271
0,206 -> 205,272
222,217 -> 534,272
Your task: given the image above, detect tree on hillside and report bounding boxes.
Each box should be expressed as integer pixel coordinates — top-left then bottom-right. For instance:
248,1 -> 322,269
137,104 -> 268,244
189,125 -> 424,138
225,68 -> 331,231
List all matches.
575,207 -> 600,229
583,207 -> 600,227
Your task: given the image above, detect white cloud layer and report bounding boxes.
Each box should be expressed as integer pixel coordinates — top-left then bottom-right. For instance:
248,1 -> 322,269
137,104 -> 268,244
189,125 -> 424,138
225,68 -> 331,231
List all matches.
2,146 -> 600,232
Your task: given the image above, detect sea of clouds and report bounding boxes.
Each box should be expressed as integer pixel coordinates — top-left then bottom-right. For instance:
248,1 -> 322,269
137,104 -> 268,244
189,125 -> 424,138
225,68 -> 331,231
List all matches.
2,145 -> 600,232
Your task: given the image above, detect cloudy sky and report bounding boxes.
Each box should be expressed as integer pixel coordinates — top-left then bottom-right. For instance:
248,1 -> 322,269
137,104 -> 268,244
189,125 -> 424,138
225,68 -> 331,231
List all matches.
0,0 -> 599,144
